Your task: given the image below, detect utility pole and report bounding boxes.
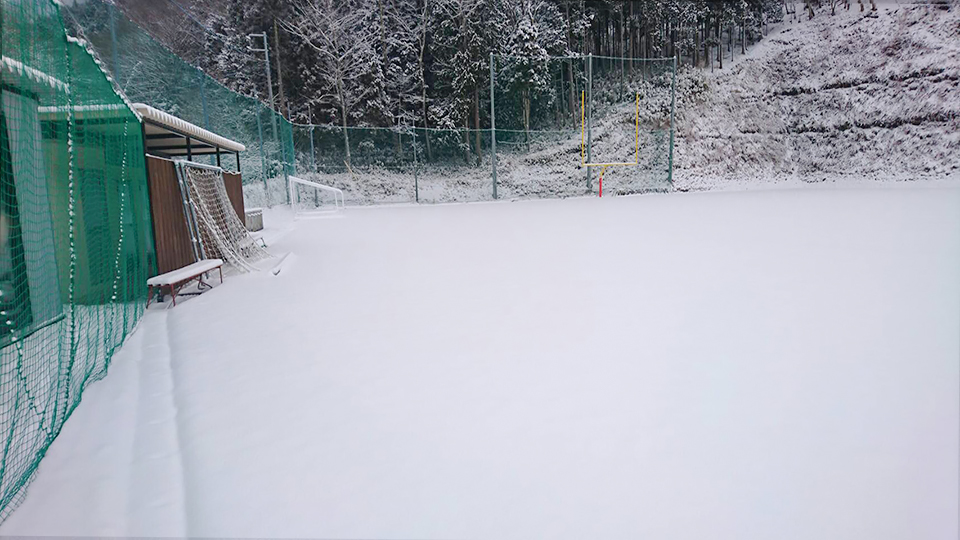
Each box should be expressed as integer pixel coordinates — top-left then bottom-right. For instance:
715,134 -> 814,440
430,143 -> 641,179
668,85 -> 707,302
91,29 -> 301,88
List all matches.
273,20 -> 289,119
248,32 -> 278,141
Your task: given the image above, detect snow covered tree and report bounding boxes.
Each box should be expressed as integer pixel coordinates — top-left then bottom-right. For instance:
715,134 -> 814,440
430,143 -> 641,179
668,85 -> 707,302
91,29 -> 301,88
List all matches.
282,0 -> 381,166
503,0 -> 566,143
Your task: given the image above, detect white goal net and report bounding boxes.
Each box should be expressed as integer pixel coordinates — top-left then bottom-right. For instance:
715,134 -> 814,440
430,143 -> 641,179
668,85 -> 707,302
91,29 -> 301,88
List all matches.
176,161 -> 270,272
289,176 -> 345,217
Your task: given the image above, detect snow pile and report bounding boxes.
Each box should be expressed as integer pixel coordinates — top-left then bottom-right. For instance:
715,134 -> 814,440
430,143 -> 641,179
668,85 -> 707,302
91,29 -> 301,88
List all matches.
675,4 -> 960,190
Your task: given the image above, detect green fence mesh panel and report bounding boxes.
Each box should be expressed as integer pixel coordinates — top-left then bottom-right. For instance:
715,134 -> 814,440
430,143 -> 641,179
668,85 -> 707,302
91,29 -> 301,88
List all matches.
61,0 -> 295,208
62,0 -> 673,207
0,0 -> 154,521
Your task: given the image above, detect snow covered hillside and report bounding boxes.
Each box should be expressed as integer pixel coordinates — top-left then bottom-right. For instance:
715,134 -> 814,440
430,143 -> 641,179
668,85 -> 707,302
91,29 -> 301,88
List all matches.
675,4 -> 960,189
270,4 -> 959,208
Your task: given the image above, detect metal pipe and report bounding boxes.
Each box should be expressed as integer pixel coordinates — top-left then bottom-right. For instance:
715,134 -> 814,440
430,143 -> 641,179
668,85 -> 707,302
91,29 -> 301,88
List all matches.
489,52 -> 497,200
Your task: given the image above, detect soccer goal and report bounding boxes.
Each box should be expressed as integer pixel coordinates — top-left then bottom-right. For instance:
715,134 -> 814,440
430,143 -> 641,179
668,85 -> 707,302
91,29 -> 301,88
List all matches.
581,90 -> 640,197
289,175 -> 345,218
175,161 -> 271,272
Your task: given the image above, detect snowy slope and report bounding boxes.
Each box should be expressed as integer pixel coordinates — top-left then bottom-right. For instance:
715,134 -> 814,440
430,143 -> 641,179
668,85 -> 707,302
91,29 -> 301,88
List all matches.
262,4 -> 959,209
675,4 -> 960,189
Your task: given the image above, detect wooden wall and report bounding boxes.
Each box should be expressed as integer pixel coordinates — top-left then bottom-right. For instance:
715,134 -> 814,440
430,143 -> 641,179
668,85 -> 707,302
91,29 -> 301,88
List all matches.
146,156 -> 195,275
146,156 -> 248,276
223,171 -> 245,227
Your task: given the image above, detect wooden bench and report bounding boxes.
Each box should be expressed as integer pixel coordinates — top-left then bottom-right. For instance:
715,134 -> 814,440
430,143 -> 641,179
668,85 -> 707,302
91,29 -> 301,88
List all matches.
147,259 -> 223,307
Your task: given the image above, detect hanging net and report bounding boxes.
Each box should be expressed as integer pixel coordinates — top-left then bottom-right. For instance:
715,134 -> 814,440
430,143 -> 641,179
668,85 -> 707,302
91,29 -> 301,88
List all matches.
176,162 -> 270,272
0,0 -> 154,521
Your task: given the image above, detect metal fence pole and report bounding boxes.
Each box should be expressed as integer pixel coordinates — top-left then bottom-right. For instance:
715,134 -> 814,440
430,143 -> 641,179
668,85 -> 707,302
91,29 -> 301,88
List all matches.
280,118 -> 291,205
309,125 -> 316,173
586,53 -> 593,192
412,127 -> 419,203
489,52 -> 498,200
668,56 -> 677,186
257,108 -> 268,204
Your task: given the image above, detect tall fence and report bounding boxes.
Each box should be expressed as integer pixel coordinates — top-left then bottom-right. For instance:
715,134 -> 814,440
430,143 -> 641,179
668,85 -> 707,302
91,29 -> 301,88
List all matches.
0,0 -> 155,520
291,55 -> 675,204
62,0 -> 296,209
64,0 -> 675,207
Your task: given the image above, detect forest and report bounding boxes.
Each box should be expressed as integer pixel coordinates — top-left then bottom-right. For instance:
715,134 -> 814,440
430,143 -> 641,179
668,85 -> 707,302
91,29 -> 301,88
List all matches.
101,0 -> 800,134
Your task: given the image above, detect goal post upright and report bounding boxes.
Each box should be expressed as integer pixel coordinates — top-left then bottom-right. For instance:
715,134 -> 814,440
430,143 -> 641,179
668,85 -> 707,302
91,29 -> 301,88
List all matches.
580,89 -> 641,197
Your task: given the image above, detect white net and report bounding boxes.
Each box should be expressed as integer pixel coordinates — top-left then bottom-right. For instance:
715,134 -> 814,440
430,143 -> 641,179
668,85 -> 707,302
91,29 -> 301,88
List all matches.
289,176 -> 345,217
177,162 -> 270,272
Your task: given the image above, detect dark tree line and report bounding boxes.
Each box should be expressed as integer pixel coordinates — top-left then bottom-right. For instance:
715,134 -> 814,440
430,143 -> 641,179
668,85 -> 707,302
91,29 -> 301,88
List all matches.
111,0 -> 787,134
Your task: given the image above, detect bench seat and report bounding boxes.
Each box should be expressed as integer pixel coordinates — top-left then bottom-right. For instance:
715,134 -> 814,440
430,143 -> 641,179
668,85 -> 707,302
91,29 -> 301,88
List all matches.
147,259 -> 224,306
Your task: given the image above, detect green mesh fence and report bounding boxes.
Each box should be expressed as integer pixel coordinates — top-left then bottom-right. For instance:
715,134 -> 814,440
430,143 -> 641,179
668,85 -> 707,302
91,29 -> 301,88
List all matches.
289,54 -> 674,204
0,0 -> 155,521
61,0 -> 295,208
62,0 -> 673,207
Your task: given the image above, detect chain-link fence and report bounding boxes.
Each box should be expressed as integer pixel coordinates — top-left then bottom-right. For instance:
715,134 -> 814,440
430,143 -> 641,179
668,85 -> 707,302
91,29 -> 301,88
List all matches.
63,0 -> 675,207
289,54 -> 675,204
0,0 -> 155,520
62,0 -> 296,208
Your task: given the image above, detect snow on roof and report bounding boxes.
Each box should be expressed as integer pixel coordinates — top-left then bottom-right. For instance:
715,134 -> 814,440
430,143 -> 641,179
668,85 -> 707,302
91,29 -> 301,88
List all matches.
132,103 -> 246,153
1,55 -> 70,94
37,104 -> 133,122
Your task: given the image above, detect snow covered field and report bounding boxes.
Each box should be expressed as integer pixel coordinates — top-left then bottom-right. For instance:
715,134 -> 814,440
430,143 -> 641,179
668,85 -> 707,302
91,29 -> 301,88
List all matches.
3,185 -> 959,539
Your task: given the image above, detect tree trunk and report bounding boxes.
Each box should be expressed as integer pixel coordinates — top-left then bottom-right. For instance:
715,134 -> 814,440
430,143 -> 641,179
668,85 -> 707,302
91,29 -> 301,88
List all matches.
694,21 -> 700,67
460,9 -> 471,165
566,0 -> 576,125
338,82 -> 351,166
463,114 -> 471,165
420,61 -> 432,161
741,19 -> 746,54
273,19 -> 288,119
522,89 -> 531,147
718,17 -> 722,69
628,1 -> 634,79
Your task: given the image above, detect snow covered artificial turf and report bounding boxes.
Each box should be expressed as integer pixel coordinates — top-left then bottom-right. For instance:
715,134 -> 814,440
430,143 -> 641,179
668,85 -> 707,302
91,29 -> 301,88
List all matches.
3,185 -> 959,539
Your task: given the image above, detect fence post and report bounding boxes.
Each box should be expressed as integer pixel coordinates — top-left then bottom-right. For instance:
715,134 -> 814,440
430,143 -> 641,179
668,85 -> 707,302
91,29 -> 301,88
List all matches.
281,118 -> 291,205
489,52 -> 498,200
668,56 -> 676,186
412,127 -> 420,203
309,125 -> 316,173
256,108 -> 268,204
586,53 -> 593,192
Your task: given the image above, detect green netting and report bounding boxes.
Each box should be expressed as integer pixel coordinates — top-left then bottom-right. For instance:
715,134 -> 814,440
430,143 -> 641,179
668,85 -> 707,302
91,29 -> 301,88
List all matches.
0,0 -> 154,521
61,0 -> 295,208
287,54 -> 674,204
60,0 -> 673,207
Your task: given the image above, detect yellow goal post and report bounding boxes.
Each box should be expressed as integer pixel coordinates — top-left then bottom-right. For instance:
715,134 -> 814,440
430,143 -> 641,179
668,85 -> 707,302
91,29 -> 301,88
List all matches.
580,90 -> 640,197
